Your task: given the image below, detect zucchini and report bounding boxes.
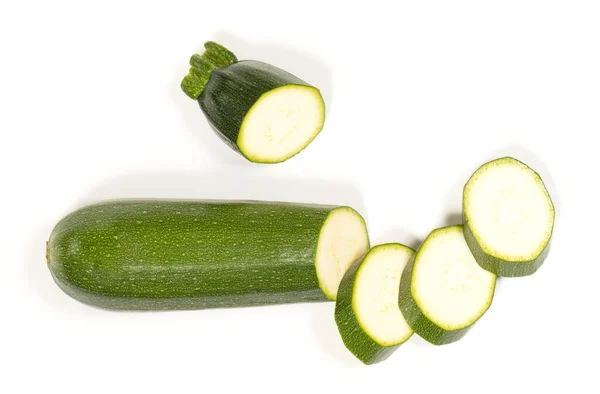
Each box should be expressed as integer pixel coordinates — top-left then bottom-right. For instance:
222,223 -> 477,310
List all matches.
335,243 -> 414,365
463,157 -> 555,277
46,199 -> 369,310
181,41 -> 326,164
398,225 -> 496,345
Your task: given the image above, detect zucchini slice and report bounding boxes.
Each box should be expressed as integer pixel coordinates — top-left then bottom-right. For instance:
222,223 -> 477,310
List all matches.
463,157 -> 555,277
181,41 -> 326,164
335,243 -> 414,364
46,200 -> 369,310
398,226 -> 496,345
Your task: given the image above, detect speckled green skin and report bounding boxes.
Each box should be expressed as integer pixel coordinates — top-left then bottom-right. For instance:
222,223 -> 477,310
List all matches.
181,41 -> 238,100
46,199 -> 348,311
199,60 -> 318,156
398,226 -> 496,346
335,244 -> 413,365
463,219 -> 552,277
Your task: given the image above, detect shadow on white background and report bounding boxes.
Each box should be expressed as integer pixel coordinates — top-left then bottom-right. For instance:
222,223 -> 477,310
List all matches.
75,170 -> 365,210
488,144 -> 562,220
372,226 -> 422,251
310,300 -> 437,368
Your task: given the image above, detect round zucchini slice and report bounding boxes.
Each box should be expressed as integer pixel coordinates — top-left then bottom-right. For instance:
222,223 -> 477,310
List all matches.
463,157 -> 555,277
335,243 -> 414,364
398,226 -> 497,345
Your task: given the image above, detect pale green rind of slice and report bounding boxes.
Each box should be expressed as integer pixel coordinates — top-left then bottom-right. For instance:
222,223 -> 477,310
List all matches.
315,207 -> 370,301
236,84 -> 326,164
463,156 -> 555,277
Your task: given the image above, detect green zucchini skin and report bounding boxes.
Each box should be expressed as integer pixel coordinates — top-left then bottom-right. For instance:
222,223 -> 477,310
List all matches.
46,199 -> 355,311
199,60 -> 314,154
334,251 -> 399,365
463,219 -> 552,277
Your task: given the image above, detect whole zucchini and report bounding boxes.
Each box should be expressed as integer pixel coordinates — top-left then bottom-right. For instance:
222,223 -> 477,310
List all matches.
181,41 -> 326,164
46,199 -> 369,310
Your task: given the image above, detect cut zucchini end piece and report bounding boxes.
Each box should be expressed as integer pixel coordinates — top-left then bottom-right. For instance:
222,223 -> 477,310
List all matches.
315,207 -> 370,301
399,225 -> 496,345
236,84 -> 326,164
463,156 -> 555,277
335,243 -> 414,365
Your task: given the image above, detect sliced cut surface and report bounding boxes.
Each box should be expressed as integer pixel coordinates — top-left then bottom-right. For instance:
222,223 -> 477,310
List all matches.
463,156 -> 555,277
398,225 -> 496,345
237,84 -> 325,163
315,207 -> 370,300
335,243 -> 414,365
46,200 -> 368,310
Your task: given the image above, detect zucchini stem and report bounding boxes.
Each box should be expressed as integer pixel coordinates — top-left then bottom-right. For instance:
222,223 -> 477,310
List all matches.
181,41 -> 238,99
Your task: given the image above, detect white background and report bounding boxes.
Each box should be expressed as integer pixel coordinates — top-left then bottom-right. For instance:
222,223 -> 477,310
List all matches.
2,1 -> 598,393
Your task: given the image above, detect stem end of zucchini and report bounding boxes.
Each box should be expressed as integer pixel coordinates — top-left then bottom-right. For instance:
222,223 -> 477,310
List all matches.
181,41 -> 238,100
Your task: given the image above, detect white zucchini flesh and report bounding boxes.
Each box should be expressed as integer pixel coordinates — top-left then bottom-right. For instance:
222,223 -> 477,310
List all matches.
354,244 -> 414,345
237,85 -> 325,163
334,243 -> 414,365
412,226 -> 496,330
464,156 -> 555,263
315,207 -> 370,300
